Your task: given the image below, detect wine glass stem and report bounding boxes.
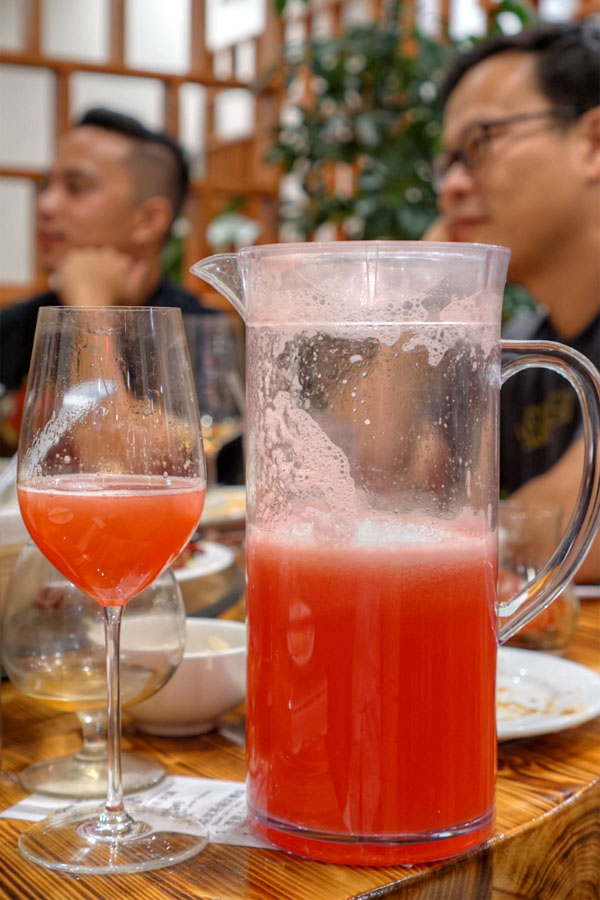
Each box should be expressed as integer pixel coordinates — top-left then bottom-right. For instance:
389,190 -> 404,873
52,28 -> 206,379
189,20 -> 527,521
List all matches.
103,605 -> 127,823
75,711 -> 107,761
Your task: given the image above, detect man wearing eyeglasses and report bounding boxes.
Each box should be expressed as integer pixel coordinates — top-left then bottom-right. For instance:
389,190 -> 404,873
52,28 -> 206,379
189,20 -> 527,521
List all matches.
425,22 -> 600,583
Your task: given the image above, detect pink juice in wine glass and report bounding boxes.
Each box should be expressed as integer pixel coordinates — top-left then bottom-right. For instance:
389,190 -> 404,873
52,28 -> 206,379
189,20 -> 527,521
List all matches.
18,474 -> 205,605
246,525 -> 498,865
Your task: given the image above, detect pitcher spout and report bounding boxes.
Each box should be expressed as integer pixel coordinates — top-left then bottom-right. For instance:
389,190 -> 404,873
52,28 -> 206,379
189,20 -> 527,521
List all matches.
190,254 -> 245,320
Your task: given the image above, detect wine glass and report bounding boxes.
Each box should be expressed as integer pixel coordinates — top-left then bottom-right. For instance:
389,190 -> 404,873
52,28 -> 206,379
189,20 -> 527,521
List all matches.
183,315 -> 245,488
498,501 -> 579,653
2,539 -> 186,798
16,306 -> 207,874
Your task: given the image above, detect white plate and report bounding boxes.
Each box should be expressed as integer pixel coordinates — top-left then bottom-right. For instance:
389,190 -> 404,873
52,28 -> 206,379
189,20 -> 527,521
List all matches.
497,647 -> 600,741
172,542 -> 235,582
200,486 -> 246,527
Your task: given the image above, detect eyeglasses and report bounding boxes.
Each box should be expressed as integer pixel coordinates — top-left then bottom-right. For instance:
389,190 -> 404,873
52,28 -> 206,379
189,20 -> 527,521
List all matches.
430,107 -> 578,190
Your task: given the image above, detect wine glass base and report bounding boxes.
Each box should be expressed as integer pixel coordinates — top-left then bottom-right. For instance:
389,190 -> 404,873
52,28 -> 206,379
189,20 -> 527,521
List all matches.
18,802 -> 208,874
20,752 -> 166,798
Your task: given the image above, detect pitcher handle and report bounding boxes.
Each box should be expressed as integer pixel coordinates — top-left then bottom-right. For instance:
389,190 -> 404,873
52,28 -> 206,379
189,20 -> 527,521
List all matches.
498,339 -> 600,643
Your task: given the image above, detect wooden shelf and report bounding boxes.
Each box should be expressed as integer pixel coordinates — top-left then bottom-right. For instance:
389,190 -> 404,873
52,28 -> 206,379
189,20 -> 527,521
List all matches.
0,50 -> 276,93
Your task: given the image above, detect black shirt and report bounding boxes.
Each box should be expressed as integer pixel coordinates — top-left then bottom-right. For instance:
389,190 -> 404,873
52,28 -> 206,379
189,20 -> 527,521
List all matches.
500,311 -> 600,494
0,279 -> 214,392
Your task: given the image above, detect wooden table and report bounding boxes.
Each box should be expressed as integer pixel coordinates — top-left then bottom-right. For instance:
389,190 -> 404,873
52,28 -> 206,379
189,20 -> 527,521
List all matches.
1,597 -> 599,900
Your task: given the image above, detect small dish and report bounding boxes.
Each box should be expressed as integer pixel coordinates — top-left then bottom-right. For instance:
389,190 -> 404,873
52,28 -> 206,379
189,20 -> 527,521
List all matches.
128,618 -> 246,737
497,647 -> 600,741
172,542 -> 235,582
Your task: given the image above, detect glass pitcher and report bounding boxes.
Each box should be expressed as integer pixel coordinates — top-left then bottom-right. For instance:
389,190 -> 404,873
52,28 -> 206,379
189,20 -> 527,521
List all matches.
192,242 -> 600,866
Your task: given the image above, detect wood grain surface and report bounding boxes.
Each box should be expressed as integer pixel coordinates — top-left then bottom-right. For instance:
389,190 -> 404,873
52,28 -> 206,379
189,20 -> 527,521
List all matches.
1,598 -> 598,900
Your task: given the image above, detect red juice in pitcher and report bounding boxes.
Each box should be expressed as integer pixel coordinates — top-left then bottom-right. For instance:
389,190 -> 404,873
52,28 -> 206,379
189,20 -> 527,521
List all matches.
246,525 -> 498,865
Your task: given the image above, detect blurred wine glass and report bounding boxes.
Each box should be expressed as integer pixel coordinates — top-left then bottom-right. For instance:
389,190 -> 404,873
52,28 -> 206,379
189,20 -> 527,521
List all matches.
184,315 -> 245,488
498,501 -> 579,654
1,540 -> 186,797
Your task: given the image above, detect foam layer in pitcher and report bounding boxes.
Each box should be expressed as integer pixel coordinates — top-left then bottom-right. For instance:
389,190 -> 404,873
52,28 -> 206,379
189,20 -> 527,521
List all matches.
246,321 -> 498,537
321,315 -> 498,365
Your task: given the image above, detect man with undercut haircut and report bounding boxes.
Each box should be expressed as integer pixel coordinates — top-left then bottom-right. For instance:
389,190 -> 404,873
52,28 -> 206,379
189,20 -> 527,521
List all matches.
0,107 -> 215,396
425,22 -> 600,582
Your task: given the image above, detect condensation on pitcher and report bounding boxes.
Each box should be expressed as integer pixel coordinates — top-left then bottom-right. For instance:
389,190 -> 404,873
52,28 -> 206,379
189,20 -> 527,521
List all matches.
260,390 -> 358,524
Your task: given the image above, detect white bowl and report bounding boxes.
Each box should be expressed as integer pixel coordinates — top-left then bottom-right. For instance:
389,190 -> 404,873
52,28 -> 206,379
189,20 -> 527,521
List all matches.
128,618 -> 246,737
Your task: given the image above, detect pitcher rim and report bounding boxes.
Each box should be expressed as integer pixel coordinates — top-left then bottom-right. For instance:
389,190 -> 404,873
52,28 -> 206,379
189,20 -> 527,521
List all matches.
233,240 -> 511,260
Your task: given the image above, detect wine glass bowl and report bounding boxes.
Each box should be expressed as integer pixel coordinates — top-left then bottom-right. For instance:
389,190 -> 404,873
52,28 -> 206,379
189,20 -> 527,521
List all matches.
1,540 -> 186,797
183,314 -> 245,487
15,306 -> 207,874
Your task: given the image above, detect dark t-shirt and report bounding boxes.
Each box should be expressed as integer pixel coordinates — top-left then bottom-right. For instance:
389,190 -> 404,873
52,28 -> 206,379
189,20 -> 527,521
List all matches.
500,311 -> 600,494
0,279 -> 213,392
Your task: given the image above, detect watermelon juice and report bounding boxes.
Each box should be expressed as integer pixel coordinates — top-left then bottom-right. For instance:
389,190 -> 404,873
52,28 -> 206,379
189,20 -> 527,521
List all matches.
246,525 -> 498,865
18,474 -> 205,605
